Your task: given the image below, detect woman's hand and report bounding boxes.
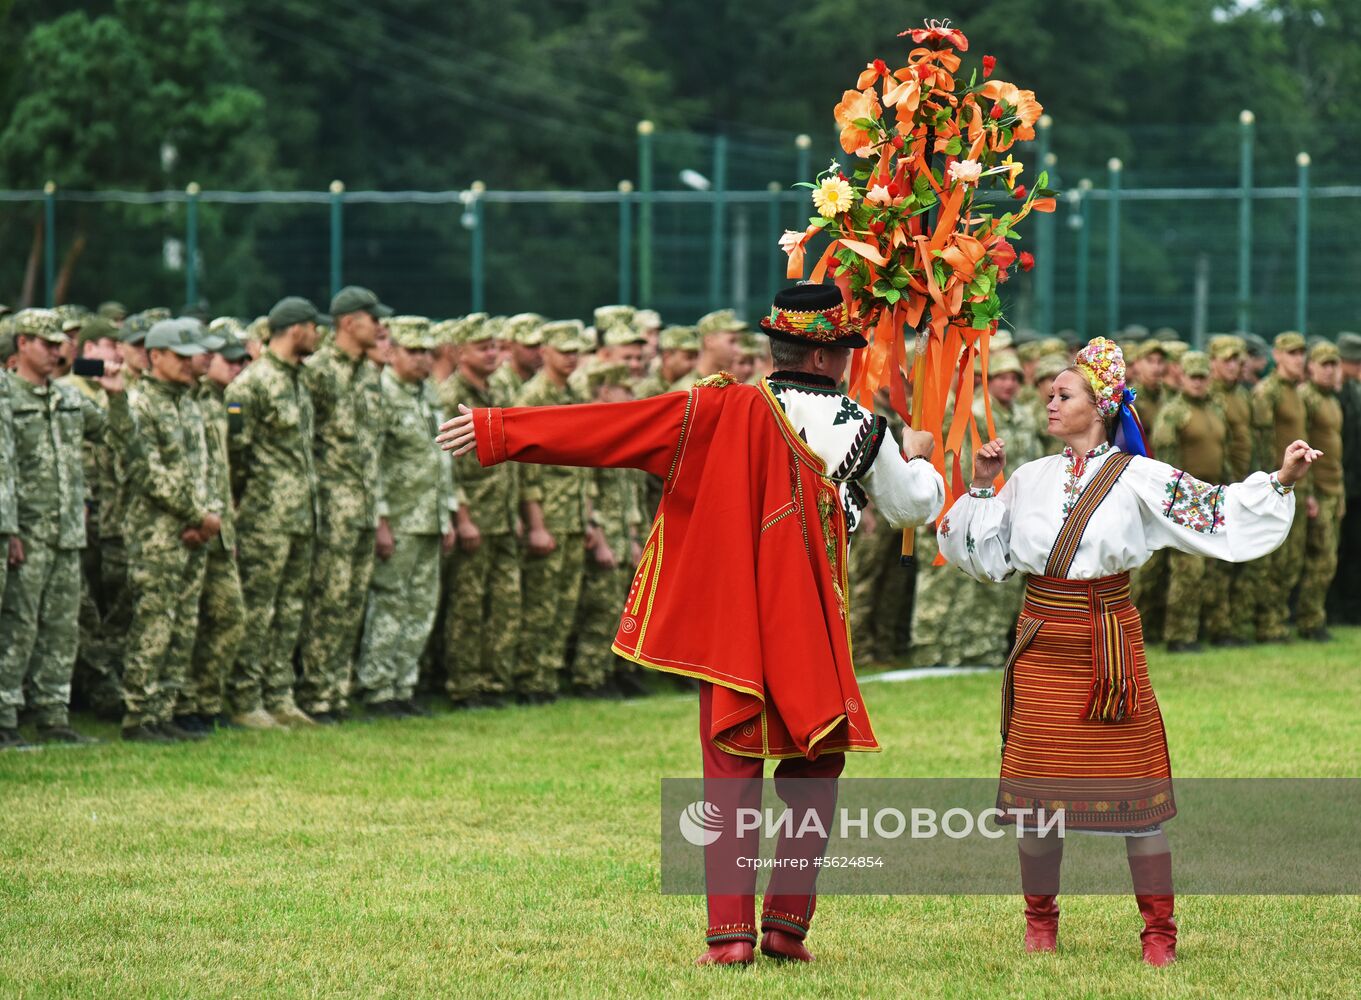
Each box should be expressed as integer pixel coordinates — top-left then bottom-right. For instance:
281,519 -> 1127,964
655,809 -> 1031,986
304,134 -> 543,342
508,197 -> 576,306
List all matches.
972,439 -> 1006,487
437,404 -> 477,456
1276,439 -> 1321,487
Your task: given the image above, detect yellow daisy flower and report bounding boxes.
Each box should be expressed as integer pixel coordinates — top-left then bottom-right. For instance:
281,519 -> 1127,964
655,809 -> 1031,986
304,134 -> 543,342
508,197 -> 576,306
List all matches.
812,177 -> 855,217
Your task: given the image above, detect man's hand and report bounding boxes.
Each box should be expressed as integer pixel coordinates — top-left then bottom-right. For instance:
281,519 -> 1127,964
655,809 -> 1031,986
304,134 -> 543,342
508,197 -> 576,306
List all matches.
526,527 -> 556,557
375,518 -> 396,561
972,439 -> 1006,487
630,538 -> 643,564
592,540 -> 618,569
1307,495 -> 1320,519
456,514 -> 482,553
441,524 -> 458,557
902,429 -> 935,461
437,403 -> 477,456
199,513 -> 222,539
180,527 -> 204,550
7,535 -> 25,568
95,357 -> 125,394
1276,439 -> 1321,486
584,525 -> 604,551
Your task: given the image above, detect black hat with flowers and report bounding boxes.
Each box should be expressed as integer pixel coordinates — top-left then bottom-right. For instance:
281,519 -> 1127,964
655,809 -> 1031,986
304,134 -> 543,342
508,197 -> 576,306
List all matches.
758,282 -> 867,349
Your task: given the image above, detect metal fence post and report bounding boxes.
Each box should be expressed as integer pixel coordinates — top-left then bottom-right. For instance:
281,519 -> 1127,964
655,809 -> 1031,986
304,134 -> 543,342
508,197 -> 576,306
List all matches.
468,180 -> 486,312
1073,180 -> 1090,337
1034,116 -> 1054,333
709,135 -> 728,311
185,182 -> 200,306
1106,159 -> 1122,335
766,181 -> 782,306
43,180 -> 56,307
794,133 -> 811,229
1237,109 -> 1255,332
329,180 -> 345,299
617,180 -> 634,304
637,120 -> 654,307
1296,151 -> 1310,334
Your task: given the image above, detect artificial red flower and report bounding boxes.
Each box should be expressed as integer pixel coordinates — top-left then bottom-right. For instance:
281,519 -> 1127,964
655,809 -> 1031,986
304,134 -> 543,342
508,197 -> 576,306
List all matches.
917,64 -> 933,81
989,237 -> 1016,270
1012,184 -> 1027,200
869,220 -> 886,236
983,55 -> 996,78
1019,252 -> 1035,271
990,103 -> 1003,121
892,134 -> 905,150
899,21 -> 969,51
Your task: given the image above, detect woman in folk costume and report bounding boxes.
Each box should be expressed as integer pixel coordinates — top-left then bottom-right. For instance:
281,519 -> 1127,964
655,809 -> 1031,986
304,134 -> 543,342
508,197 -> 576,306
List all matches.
938,337 -> 1319,966
438,284 -> 944,967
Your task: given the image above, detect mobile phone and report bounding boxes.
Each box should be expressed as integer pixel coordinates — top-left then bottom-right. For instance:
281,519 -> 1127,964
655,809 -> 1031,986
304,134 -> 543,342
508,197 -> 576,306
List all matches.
72,358 -> 105,378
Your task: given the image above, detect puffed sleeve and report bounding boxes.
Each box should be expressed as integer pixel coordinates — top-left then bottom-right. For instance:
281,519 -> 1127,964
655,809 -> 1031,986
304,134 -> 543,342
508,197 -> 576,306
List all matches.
1126,455 -> 1295,562
937,475 -> 1018,583
859,426 -> 945,528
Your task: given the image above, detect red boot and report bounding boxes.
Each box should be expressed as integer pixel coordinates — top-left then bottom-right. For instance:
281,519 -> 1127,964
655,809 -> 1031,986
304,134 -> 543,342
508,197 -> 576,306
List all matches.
1135,894 -> 1177,966
694,941 -> 754,966
1023,895 -> 1059,953
760,929 -> 815,963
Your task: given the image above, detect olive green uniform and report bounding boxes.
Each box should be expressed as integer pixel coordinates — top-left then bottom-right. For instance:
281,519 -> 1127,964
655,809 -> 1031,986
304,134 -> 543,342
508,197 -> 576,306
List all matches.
1250,372 -> 1310,640
1298,382 -> 1343,634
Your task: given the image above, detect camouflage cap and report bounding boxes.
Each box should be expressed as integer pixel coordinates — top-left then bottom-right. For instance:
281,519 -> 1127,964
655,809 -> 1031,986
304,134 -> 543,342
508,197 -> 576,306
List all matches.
585,362 -> 633,393
1241,332 -> 1270,358
1273,330 -> 1306,352
1037,337 -> 1066,355
209,316 -> 246,339
1337,331 -> 1361,362
1207,334 -> 1245,360
1135,340 -> 1167,360
54,303 -> 91,327
632,308 -> 661,334
1309,340 -> 1340,364
541,319 -> 587,353
140,307 -> 172,324
991,328 -> 1014,352
483,316 -> 508,344
1162,340 -> 1190,361
603,322 -> 647,348
737,333 -> 765,358
0,317 -> 15,362
1017,342 -> 1045,364
1122,323 -> 1150,340
245,316 -> 270,344
12,308 -> 65,343
1181,350 -> 1211,377
120,312 -> 154,345
97,300 -> 128,322
1035,352 -> 1070,381
458,313 -> 494,344
388,315 -> 434,350
696,308 -> 748,336
76,316 -> 119,347
330,285 -> 393,319
268,296 -> 320,331
428,319 -> 458,346
1153,326 -> 1182,343
504,312 -> 545,347
186,317 -> 225,352
593,304 -> 636,335
145,318 -> 206,356
985,350 -> 1023,377
659,325 -> 700,352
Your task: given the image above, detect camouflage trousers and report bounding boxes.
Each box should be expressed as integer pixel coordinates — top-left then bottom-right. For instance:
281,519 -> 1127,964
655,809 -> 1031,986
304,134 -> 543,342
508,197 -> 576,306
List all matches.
571,558 -> 629,690
1255,502 -> 1308,640
182,543 -> 246,718
1132,549 -> 1171,643
442,532 -> 521,702
848,515 -> 914,663
1297,493 -> 1343,633
297,528 -> 375,714
121,539 -> 207,729
518,532 -> 585,695
910,528 -> 1018,667
356,533 -> 440,704
0,540 -> 80,729
72,533 -> 123,717
1163,552 -> 1233,644
230,531 -> 314,714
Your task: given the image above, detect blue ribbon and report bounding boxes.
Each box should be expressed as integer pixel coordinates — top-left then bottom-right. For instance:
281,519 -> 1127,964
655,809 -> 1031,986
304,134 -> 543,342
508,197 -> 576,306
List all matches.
1114,386 -> 1150,458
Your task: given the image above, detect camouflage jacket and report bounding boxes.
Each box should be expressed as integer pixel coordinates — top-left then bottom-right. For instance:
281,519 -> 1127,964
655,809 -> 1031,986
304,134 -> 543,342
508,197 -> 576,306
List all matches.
0,372 -> 15,535
488,363 -> 530,400
1251,373 -> 1308,495
1152,393 -> 1229,484
303,341 -> 384,540
591,466 -> 642,555
4,369 -> 132,549
125,377 -> 212,551
437,371 -> 518,535
1211,378 -> 1253,481
514,372 -> 590,535
970,394 -> 1045,479
1300,382 -> 1343,498
375,369 -> 456,536
226,348 -> 319,537
632,371 -> 676,399
197,379 -> 237,552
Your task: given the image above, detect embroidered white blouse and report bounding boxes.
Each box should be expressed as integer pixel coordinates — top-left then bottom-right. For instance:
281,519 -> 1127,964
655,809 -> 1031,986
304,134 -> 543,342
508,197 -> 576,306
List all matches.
937,444 -> 1295,582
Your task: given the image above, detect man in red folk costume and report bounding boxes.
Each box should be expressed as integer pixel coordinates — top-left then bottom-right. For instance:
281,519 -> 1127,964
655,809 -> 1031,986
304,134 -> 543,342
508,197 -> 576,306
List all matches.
439,283 -> 944,966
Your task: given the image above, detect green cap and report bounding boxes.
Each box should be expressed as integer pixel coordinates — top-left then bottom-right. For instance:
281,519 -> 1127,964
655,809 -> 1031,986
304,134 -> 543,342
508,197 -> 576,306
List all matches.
1207,334 -> 1244,360
268,296 -> 320,331
13,308 -> 65,343
504,312 -> 545,347
76,316 -> 119,348
1153,326 -> 1182,343
97,301 -> 128,322
541,319 -> 586,353
1122,323 -> 1150,340
1181,351 -> 1210,377
389,315 -> 434,350
1273,330 -> 1306,352
1336,332 -> 1361,362
1035,352 -> 1070,381
1309,340 -> 1340,364
120,313 -> 153,345
659,325 -> 699,352
1163,340 -> 1190,361
186,318 -> 225,352
1240,332 -> 1269,357
585,362 -> 633,393
1135,340 -> 1167,361
696,308 -> 748,336
329,285 -> 393,319
146,319 -> 207,356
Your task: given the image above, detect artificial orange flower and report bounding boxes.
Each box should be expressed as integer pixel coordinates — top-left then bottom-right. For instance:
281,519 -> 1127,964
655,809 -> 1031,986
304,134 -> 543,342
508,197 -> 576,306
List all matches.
898,20 -> 969,51
981,81 -> 1045,128
857,59 -> 890,89
833,88 -> 883,155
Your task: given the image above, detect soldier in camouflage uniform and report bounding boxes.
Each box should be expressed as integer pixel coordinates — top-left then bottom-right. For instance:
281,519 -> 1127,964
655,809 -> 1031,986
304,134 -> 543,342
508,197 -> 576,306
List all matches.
438,316 -> 522,707
0,357 -> 16,746
911,352 -> 1044,667
1207,334 -> 1256,643
1297,341 -> 1344,640
671,309 -> 745,389
633,325 -> 699,399
1152,351 -> 1231,651
181,321 -> 249,729
297,286 -> 390,722
0,309 -> 132,746
1250,331 -> 1310,641
569,305 -> 643,397
120,321 -> 217,742
356,318 -> 456,716
1129,340 -> 1172,635
570,364 -> 645,697
225,297 -> 321,727
514,320 -> 590,701
488,313 -> 541,399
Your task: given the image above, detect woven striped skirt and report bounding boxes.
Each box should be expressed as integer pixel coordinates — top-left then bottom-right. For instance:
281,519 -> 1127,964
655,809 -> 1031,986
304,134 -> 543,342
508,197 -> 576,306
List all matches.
996,572 -> 1175,833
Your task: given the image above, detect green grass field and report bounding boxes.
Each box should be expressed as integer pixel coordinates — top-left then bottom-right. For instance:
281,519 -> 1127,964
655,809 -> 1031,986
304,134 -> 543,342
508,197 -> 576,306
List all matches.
2,632 -> 1359,999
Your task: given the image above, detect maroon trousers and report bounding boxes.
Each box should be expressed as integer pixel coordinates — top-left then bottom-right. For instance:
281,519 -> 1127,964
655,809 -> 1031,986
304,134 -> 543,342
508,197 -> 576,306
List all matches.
700,682 -> 845,945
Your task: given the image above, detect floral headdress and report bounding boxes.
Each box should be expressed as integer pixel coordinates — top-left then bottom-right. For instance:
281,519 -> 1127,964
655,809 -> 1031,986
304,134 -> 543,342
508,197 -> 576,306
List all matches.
1072,337 -> 1130,418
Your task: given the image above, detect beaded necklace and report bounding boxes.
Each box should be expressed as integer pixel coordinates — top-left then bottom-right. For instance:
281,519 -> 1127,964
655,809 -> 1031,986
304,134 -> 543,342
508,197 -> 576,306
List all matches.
1060,442 -> 1114,520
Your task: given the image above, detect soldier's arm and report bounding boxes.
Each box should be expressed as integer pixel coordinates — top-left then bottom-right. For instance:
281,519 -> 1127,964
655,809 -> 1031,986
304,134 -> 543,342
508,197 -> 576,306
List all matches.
1151,405 -> 1185,469
225,380 -> 253,503
129,398 -> 210,527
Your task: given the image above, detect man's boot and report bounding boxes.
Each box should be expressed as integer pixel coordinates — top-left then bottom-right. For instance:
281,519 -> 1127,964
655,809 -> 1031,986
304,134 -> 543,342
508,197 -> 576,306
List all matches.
1019,841 -> 1063,953
1129,852 -> 1176,966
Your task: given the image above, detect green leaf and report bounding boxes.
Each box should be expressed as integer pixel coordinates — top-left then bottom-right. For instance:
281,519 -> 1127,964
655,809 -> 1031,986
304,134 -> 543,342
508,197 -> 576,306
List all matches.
1036,171 -> 1049,189
891,274 -> 910,288
794,182 -> 817,190
884,288 -> 902,304
944,136 -> 963,156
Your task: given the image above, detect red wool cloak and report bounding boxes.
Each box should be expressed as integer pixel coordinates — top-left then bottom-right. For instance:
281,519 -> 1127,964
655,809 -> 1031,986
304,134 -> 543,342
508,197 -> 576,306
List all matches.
470,380 -> 879,760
